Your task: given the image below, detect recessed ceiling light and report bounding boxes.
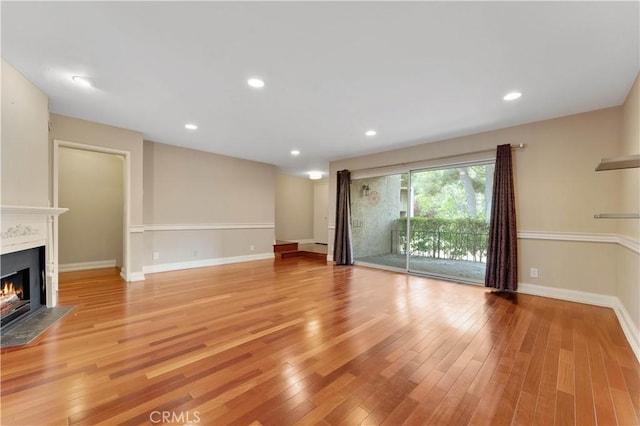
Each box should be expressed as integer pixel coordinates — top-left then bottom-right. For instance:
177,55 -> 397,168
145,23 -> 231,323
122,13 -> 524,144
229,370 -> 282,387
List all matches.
290,150 -> 300,156
71,75 -> 92,88
309,172 -> 322,180
503,91 -> 522,101
365,130 -> 377,136
248,78 -> 265,88
184,123 -> 198,130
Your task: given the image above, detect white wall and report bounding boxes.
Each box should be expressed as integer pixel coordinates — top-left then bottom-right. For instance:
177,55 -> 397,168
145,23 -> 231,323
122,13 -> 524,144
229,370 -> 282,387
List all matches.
58,147 -> 123,268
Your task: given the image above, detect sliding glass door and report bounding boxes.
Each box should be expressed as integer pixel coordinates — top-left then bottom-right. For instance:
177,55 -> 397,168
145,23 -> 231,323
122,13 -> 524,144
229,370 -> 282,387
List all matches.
351,162 -> 494,284
408,163 -> 494,282
350,173 -> 408,270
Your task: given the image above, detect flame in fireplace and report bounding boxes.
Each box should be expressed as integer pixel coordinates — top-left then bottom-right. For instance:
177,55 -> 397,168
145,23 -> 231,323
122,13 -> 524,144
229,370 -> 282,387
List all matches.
1,281 -> 22,309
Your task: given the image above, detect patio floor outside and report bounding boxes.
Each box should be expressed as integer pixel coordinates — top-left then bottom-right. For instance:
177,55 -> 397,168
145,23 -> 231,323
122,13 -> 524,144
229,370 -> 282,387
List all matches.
355,253 -> 486,282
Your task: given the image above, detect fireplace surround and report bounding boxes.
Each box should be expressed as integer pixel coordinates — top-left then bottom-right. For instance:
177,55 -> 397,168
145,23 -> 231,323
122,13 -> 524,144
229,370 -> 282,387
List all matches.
1,206 -> 68,314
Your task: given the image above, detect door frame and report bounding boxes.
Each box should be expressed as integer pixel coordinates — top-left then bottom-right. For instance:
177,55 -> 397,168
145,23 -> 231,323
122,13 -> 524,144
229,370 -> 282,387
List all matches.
53,140 -> 131,281
407,160 -> 494,284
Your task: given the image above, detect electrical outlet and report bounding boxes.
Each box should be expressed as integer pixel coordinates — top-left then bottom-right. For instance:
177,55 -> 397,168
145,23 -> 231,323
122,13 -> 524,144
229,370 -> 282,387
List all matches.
250,245 -> 255,251
530,267 -> 538,278
153,252 -> 159,260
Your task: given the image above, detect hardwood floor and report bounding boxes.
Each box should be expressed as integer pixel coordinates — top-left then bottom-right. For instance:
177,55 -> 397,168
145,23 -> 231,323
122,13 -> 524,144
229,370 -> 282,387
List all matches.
1,259 -> 638,425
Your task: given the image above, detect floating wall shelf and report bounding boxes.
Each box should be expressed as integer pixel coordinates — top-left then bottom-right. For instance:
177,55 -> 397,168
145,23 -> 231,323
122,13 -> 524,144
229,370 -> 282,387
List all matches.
594,154 -> 639,219
595,154 -> 640,171
593,213 -> 640,219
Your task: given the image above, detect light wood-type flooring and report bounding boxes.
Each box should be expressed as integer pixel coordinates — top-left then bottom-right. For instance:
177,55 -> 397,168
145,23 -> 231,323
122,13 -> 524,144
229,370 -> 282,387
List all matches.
1,258 -> 638,425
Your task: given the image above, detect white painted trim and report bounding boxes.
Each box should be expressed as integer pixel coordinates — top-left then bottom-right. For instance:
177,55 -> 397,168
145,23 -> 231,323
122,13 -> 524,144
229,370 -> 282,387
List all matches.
59,260 -> 117,272
129,225 -> 145,233
518,230 -> 639,254
327,254 -> 334,262
618,235 -> 640,254
143,253 -> 275,274
126,271 -> 146,282
517,230 -> 616,243
613,298 -> 640,362
519,282 -> 639,362
144,223 -> 275,231
518,282 -> 617,308
1,239 -> 47,256
1,207 -> 68,307
1,206 -> 68,215
328,225 -> 336,230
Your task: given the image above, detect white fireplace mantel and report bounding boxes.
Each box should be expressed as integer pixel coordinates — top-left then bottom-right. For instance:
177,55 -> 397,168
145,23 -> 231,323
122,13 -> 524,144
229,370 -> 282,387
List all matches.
1,205 -> 69,215
1,205 -> 68,307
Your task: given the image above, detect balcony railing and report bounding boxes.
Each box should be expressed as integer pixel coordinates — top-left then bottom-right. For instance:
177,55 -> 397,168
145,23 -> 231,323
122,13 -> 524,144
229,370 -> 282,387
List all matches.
392,218 -> 489,263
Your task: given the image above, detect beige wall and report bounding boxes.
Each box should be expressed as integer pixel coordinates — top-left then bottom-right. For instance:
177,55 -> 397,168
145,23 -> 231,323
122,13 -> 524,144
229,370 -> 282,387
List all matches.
1,60 -> 50,207
330,107 -> 624,296
50,113 -> 144,275
5,57 -> 635,331
616,73 -> 640,331
313,181 -> 329,244
143,141 -> 276,266
59,147 -> 124,266
618,74 -> 639,241
275,174 -> 314,242
50,117 -> 277,274
50,114 -> 143,222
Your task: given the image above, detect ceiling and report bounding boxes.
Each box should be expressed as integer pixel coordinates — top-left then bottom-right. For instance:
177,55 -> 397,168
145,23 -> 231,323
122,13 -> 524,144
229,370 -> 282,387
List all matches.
2,2 -> 638,177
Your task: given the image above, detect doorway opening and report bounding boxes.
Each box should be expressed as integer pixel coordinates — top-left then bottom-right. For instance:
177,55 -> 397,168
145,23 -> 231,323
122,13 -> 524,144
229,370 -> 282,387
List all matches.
53,141 -> 131,281
406,163 -> 494,282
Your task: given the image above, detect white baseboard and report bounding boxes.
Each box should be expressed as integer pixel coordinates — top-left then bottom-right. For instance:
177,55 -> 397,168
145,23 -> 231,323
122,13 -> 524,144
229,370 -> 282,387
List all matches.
327,254 -> 333,262
519,282 -> 639,362
518,282 -> 617,307
613,298 -> 640,363
143,252 -> 275,274
122,270 -> 145,282
59,259 -> 117,272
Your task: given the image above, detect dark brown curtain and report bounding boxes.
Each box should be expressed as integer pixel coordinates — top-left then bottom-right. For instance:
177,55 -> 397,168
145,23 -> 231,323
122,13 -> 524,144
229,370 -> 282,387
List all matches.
333,170 -> 353,265
485,144 -> 518,291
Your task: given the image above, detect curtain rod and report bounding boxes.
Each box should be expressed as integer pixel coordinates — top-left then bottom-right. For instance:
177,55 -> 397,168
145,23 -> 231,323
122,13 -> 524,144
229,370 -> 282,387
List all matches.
349,143 -> 525,175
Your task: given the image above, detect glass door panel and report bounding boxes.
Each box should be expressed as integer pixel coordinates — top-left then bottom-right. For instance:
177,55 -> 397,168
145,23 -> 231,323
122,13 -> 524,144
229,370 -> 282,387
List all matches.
350,174 -> 408,270
408,163 -> 494,283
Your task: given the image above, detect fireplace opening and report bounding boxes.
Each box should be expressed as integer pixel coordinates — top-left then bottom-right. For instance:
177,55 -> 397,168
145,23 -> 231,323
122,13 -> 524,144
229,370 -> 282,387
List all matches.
1,269 -> 30,326
0,246 -> 46,328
